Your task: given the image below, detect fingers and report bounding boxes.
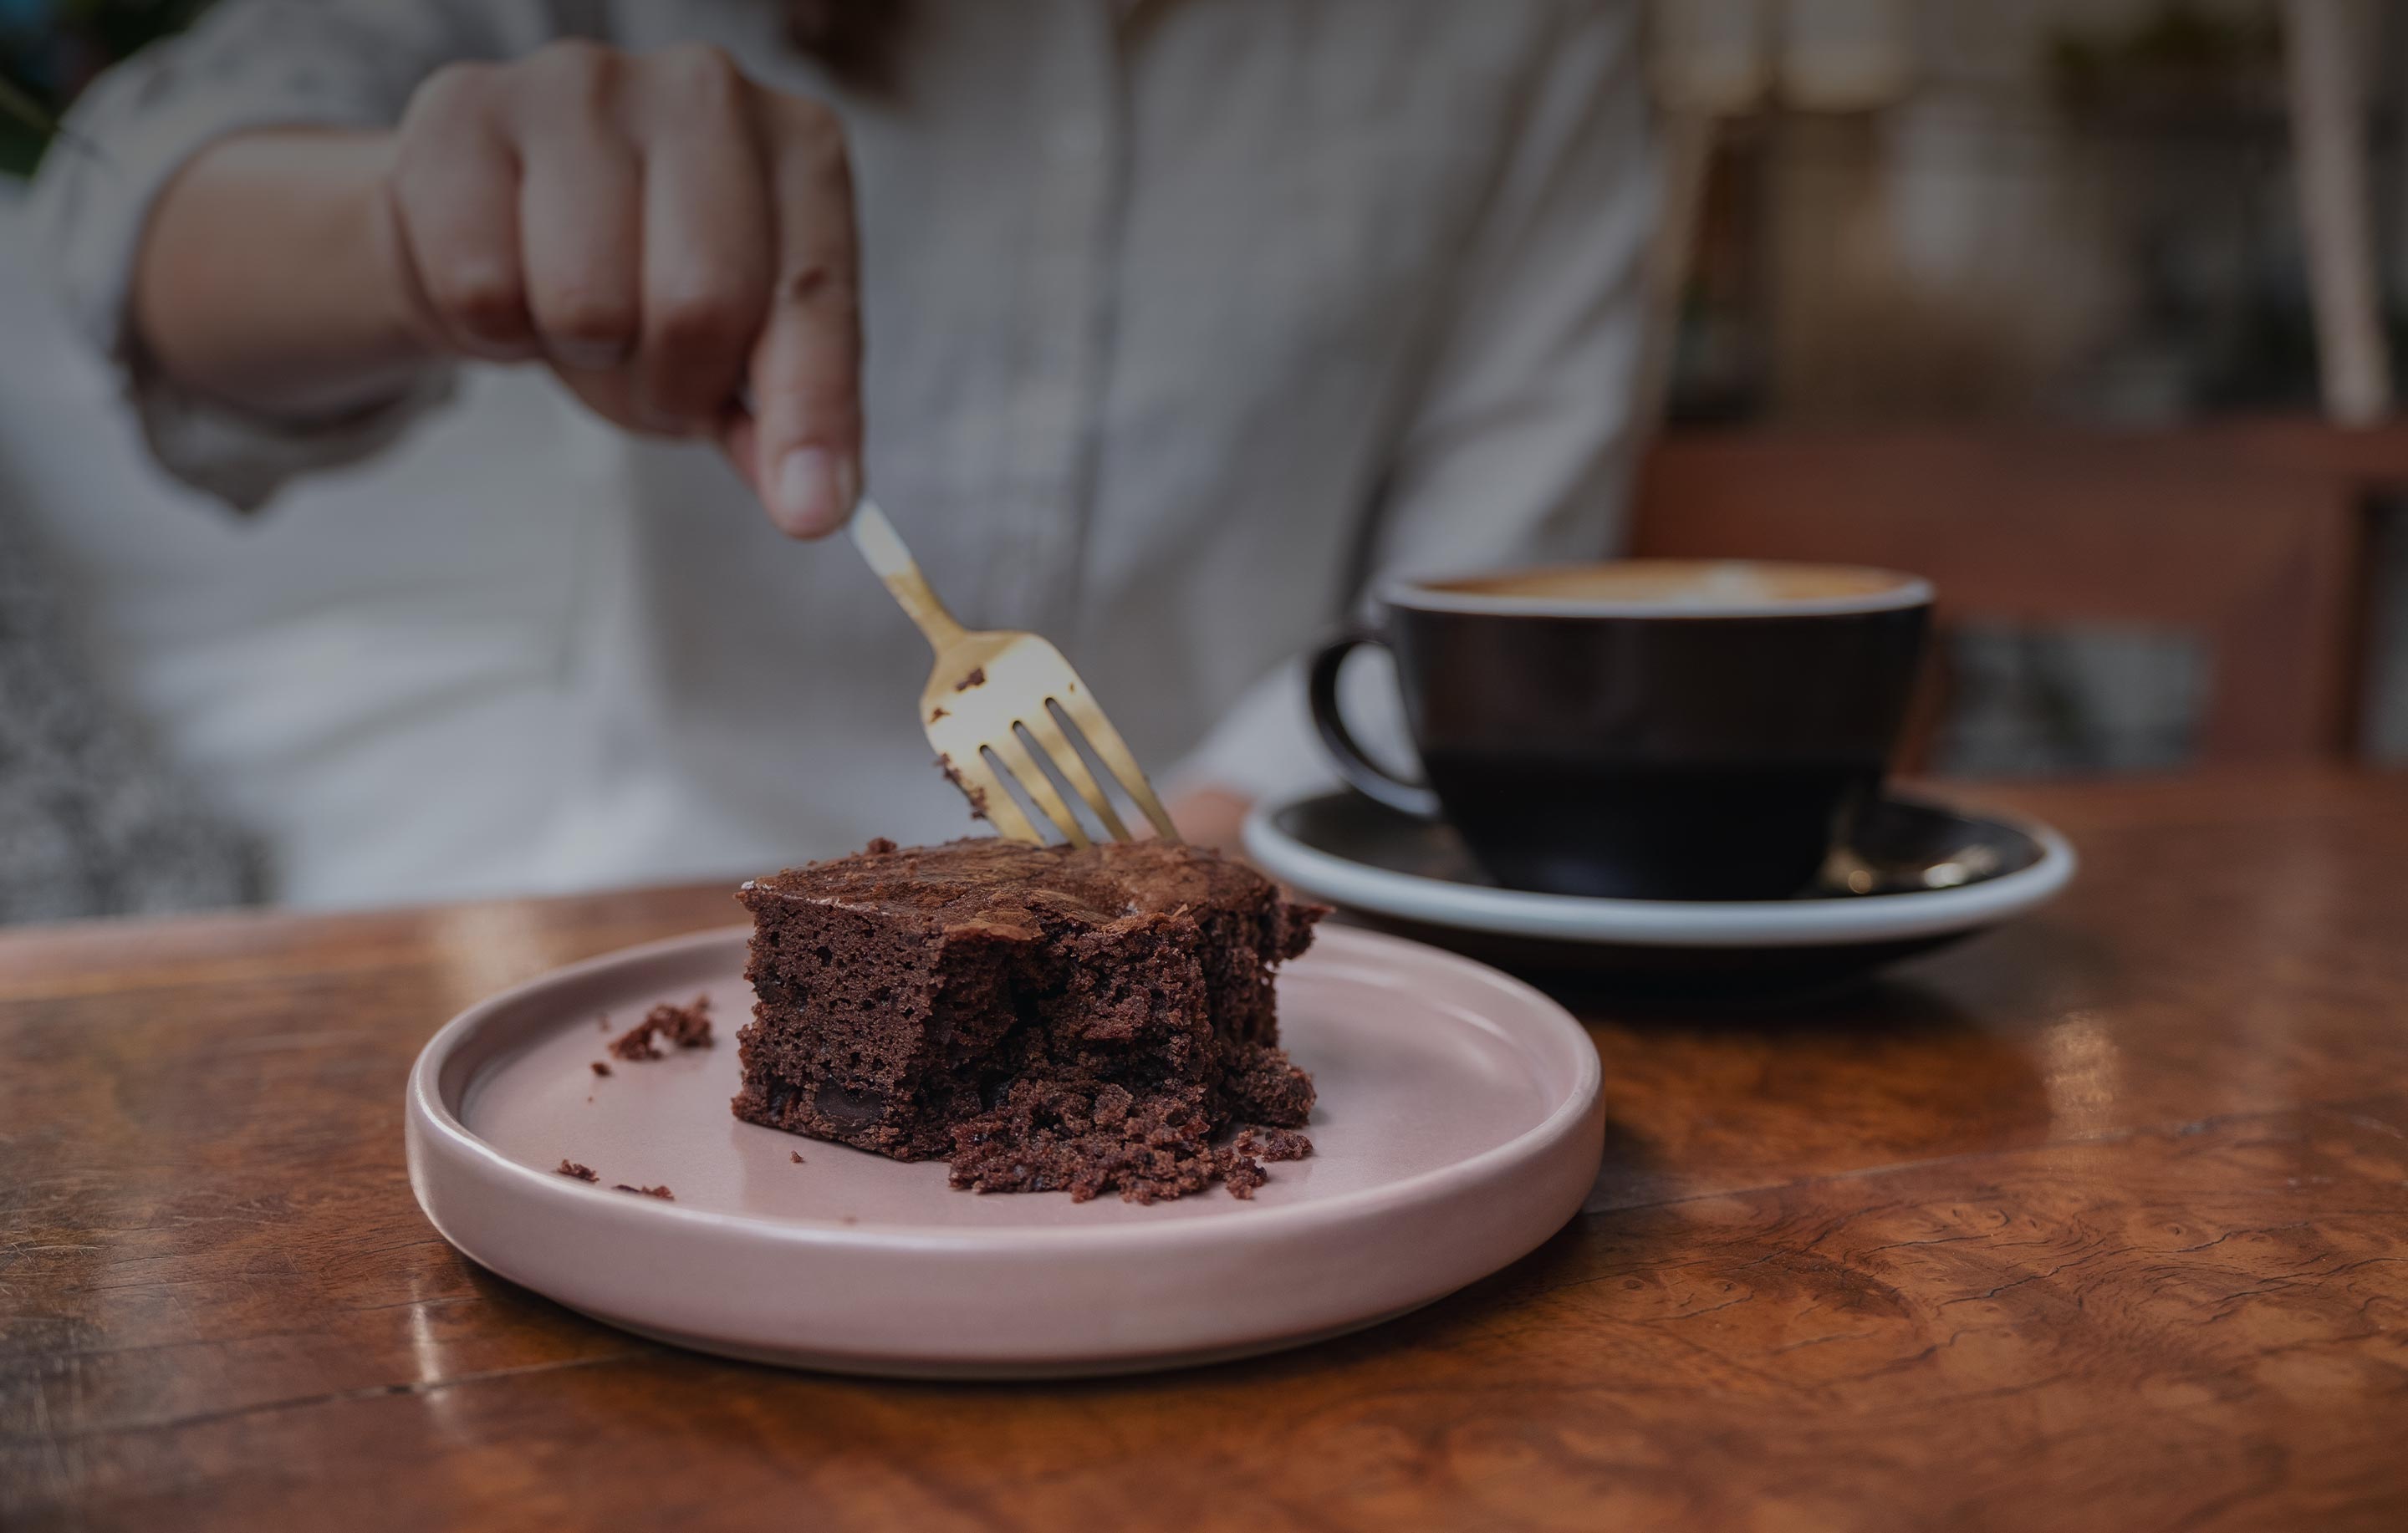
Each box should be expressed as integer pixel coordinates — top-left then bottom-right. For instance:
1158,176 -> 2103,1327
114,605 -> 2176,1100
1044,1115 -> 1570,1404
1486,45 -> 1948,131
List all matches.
631,46 -> 772,428
382,39 -> 866,531
511,42 -> 643,374
389,63 -> 534,359
741,90 -> 863,538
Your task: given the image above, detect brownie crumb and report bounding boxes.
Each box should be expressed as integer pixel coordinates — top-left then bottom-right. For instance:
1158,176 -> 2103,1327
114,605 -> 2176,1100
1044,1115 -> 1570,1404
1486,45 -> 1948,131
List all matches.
864,837 -> 897,855
609,995 -> 715,1061
790,1150 -> 806,1164
590,1060 -> 611,1077
1232,1125 -> 1314,1162
558,1160 -> 599,1182
612,1183 -> 675,1199
1207,1127 -> 1315,1200
1217,1151 -> 1270,1199
936,754 -> 990,821
953,666 -> 986,691
927,705 -> 947,722
1226,1044 -> 1317,1128
946,1079 -> 1316,1204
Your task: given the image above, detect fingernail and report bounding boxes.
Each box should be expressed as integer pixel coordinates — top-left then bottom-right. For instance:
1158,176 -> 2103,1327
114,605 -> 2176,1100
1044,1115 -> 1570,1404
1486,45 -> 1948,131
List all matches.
776,446 -> 846,536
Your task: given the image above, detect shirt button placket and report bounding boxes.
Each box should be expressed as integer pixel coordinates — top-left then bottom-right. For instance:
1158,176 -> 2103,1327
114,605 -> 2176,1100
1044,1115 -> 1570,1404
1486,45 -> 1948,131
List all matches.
982,11 -> 1121,636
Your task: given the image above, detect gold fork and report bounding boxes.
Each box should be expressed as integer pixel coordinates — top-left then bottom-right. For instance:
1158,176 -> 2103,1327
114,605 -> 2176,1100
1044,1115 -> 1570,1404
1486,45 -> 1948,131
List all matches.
845,497 -> 1180,848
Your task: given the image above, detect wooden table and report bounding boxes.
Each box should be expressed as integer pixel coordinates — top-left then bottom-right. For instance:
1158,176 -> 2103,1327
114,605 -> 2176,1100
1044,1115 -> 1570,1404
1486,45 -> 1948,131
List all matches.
7,771 -> 2408,1531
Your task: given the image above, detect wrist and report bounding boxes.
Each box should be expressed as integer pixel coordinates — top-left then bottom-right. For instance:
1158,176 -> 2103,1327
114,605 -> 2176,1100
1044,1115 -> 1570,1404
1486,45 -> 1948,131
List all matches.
135,128 -> 445,418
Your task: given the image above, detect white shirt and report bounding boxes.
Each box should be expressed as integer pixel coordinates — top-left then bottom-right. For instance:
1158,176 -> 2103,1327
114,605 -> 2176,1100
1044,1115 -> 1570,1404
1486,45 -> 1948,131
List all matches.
24,0 -> 1653,909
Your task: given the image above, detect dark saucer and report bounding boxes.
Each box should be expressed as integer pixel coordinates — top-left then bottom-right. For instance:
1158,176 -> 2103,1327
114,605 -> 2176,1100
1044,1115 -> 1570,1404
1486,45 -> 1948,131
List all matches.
1242,790 -> 2075,997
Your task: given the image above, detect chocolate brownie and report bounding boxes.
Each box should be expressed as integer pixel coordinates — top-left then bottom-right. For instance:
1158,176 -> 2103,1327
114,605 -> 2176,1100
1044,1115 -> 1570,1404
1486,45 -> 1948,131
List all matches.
732,837 -> 1320,1201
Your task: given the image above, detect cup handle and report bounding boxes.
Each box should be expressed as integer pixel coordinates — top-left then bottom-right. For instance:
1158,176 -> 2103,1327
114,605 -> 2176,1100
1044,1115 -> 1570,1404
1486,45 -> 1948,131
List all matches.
1307,626 -> 1444,819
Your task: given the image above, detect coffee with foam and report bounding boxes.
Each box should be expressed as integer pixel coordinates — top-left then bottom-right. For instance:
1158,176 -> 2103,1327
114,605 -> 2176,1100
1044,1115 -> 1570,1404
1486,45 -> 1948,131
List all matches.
1396,561 -> 1930,619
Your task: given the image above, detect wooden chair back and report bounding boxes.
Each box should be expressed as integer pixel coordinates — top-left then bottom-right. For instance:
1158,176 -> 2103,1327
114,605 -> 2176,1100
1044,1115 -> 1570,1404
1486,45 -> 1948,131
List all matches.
1630,424 -> 2394,766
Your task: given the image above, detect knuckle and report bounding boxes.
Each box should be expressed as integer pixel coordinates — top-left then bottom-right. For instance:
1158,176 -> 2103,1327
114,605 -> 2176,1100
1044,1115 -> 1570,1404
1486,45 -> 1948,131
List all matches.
387,135 -> 479,209
755,371 -> 857,426
648,286 -> 754,354
430,263 -> 524,335
770,94 -> 846,157
401,60 -> 497,131
651,42 -> 743,103
521,37 -> 619,104
541,286 -> 639,346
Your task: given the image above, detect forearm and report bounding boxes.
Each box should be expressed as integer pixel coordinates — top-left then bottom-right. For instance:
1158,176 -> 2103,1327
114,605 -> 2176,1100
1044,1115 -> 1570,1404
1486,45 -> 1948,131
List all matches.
132,129 -> 433,420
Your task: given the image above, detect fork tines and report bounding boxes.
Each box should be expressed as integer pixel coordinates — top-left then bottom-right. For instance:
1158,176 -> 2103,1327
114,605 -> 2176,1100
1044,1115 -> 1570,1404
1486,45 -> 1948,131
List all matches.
960,690 -> 1177,849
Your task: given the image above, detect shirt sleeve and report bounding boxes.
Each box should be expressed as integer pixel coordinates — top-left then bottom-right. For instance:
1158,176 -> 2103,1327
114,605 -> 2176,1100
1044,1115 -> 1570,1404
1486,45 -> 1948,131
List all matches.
27,0 -> 589,510
1169,0 -> 1656,807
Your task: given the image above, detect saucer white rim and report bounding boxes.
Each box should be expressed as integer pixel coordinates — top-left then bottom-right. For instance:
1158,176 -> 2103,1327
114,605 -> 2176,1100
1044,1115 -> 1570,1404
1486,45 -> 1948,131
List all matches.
1242,794 -> 2076,950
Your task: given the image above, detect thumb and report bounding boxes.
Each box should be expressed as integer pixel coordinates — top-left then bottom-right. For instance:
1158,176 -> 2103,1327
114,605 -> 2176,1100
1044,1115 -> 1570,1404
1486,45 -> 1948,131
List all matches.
733,281 -> 861,537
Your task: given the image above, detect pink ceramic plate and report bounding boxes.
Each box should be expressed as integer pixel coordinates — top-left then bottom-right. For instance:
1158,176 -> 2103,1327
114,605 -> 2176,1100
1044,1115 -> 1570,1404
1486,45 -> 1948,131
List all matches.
405,923 -> 1603,1378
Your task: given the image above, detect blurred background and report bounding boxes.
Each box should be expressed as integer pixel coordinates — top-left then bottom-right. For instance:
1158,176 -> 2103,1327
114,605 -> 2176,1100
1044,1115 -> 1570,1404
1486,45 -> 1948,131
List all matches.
1637,0 -> 2408,781
3,0 -> 2404,921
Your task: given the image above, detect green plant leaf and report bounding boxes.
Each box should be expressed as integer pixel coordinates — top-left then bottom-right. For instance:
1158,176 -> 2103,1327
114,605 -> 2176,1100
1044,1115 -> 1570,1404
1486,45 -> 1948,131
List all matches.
0,73 -> 59,138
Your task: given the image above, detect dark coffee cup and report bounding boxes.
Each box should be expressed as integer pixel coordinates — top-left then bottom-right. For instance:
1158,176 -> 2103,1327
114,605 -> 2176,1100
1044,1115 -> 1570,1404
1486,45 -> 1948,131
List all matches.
1308,561 -> 1932,900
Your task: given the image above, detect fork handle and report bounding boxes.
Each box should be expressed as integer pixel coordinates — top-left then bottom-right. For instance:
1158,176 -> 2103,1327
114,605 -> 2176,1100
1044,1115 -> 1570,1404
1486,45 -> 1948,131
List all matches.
846,497 -> 968,653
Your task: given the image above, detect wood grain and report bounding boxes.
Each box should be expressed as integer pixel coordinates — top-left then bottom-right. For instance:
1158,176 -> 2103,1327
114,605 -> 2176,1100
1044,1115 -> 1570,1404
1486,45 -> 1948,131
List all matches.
8,773 -> 2408,1530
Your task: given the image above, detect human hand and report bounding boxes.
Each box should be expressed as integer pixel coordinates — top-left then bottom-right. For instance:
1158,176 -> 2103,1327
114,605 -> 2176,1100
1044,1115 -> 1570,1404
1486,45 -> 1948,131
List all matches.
1169,787 -> 1255,857
379,41 -> 860,536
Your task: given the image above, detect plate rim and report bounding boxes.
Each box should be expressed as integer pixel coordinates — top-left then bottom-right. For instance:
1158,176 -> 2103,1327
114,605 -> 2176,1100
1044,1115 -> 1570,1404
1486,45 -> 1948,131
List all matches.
406,920 -> 1603,1252
1242,790 -> 2077,949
